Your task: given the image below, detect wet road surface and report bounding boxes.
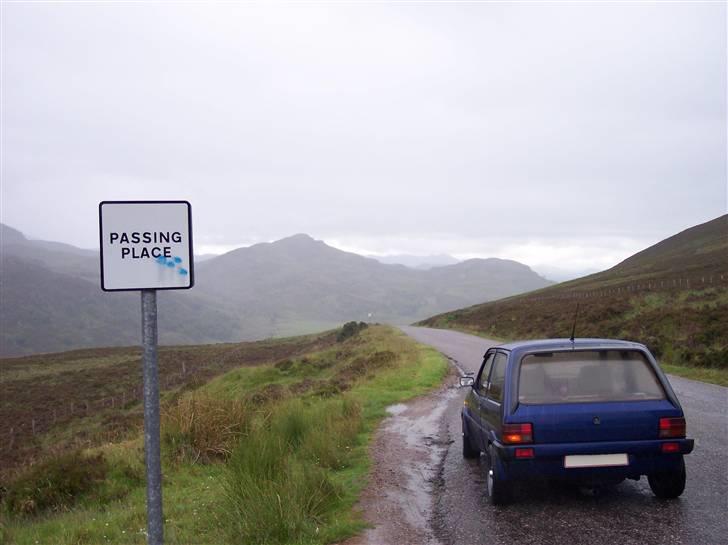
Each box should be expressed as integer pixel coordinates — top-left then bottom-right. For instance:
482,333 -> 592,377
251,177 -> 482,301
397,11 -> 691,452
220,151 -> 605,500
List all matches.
400,326 -> 728,545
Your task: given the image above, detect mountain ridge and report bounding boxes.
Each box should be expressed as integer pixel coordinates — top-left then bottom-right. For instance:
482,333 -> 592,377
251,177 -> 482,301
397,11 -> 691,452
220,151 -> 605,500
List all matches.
0,225 -> 551,356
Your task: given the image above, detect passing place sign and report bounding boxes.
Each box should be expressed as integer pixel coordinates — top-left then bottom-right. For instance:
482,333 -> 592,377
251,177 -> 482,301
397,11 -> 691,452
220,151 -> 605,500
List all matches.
99,201 -> 194,291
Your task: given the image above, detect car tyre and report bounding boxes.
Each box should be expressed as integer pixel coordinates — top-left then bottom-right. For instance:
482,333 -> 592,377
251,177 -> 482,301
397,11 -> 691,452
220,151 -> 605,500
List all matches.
487,445 -> 511,505
462,419 -> 480,459
648,456 -> 686,499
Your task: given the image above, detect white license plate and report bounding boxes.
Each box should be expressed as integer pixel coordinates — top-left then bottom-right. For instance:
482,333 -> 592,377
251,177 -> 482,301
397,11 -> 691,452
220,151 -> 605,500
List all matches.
564,454 -> 629,468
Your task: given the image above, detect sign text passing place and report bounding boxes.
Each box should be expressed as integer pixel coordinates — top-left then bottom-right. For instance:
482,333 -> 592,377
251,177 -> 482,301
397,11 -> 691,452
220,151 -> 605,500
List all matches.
99,201 -> 194,291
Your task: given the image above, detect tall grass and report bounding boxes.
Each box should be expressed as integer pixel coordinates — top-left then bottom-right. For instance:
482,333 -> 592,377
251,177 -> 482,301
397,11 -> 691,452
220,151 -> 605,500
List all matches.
223,398 -> 362,544
162,393 -> 251,464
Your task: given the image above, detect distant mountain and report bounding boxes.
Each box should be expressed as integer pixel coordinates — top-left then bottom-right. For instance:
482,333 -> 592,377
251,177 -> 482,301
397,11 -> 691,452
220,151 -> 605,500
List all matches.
0,254 -> 240,356
0,225 -> 239,355
368,253 -> 460,269
1,223 -> 98,282
419,215 -> 728,368
194,234 -> 551,339
0,225 -> 551,356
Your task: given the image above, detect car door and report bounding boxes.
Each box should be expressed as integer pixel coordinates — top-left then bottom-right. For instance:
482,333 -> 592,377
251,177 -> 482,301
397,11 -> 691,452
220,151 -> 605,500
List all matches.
480,350 -> 508,443
470,351 -> 495,451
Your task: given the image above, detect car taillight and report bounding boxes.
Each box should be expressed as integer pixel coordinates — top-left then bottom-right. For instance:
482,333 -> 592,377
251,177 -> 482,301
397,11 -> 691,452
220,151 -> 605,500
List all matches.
659,417 -> 686,438
515,447 -> 535,459
502,423 -> 533,444
661,442 -> 680,454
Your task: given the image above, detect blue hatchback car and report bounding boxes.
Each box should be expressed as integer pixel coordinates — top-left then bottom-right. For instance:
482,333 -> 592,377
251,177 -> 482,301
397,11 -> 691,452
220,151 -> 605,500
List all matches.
460,339 -> 694,505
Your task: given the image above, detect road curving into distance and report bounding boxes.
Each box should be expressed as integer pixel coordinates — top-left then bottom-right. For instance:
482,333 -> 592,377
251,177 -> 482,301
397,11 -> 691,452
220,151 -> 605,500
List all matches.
400,326 -> 728,545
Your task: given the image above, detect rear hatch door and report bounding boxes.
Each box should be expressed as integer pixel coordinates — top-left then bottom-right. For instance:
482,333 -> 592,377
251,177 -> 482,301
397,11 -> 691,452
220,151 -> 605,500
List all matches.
513,400 -> 680,443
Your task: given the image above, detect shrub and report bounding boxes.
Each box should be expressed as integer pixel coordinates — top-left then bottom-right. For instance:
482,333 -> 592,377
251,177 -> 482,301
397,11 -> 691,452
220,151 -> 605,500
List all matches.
3,451 -> 107,516
162,393 -> 251,464
336,321 -> 368,342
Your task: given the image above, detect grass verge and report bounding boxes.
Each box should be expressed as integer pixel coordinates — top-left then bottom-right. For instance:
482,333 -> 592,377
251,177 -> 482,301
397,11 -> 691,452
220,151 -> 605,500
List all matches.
660,363 -> 728,387
1,324 -> 448,544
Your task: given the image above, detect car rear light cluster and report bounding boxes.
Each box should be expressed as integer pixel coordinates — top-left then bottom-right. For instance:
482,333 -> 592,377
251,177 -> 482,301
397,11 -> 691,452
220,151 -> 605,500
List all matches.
659,417 -> 686,438
503,423 -> 533,444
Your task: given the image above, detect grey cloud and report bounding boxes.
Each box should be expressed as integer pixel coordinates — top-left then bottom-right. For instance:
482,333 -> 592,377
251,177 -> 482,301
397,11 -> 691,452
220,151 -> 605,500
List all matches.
1,2 -> 725,276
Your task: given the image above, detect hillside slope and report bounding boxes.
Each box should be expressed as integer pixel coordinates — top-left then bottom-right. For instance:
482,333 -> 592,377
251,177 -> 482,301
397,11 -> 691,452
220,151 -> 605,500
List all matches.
420,215 -> 728,368
0,226 -> 551,355
0,255 -> 240,355
0,224 -> 98,282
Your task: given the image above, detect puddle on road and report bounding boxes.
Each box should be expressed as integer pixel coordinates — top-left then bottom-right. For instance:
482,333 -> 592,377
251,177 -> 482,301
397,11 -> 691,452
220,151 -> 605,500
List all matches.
386,403 -> 408,416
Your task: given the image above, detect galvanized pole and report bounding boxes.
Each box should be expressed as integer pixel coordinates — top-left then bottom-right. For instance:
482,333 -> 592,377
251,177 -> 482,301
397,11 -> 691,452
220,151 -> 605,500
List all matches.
141,289 -> 164,545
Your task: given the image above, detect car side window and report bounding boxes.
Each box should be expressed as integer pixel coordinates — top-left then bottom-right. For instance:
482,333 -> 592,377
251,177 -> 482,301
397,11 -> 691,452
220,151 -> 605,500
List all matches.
487,352 -> 507,403
476,353 -> 495,394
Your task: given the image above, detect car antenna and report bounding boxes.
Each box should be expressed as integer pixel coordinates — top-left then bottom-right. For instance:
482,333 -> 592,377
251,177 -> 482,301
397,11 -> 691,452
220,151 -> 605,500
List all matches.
569,303 -> 580,344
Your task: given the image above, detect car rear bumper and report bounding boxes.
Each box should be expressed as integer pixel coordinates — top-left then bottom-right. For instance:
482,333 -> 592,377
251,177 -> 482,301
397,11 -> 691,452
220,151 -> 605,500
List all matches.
493,438 -> 694,481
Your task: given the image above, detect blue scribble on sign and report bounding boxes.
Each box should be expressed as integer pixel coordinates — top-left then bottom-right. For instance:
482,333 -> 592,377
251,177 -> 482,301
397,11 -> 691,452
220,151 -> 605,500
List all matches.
156,254 -> 188,279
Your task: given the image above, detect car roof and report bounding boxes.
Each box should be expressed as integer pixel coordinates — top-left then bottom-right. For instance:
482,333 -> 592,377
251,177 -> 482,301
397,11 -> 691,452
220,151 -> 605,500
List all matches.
494,338 -> 646,353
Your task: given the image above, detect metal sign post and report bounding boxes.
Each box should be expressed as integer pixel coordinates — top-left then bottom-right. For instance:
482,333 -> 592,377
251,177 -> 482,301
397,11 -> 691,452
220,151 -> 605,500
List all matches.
99,201 -> 194,545
141,289 -> 163,545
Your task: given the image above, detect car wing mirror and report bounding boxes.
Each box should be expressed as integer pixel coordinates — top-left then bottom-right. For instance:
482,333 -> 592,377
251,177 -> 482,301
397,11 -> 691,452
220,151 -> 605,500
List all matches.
459,376 -> 475,387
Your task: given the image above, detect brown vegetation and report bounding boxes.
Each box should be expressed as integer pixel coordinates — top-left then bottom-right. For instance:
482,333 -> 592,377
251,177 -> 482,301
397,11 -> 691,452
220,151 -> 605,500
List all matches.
0,331 -> 337,480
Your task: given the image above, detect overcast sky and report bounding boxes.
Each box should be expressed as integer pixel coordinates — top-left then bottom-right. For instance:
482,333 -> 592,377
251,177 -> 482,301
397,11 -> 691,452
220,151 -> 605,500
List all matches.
1,2 -> 726,279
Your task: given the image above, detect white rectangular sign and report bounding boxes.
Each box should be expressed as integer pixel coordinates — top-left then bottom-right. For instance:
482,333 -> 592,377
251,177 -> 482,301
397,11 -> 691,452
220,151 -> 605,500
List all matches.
99,201 -> 194,291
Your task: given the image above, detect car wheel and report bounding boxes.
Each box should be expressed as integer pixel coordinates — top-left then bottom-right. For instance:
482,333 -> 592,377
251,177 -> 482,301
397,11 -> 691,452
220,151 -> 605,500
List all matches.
462,419 -> 480,459
487,445 -> 511,505
648,456 -> 686,499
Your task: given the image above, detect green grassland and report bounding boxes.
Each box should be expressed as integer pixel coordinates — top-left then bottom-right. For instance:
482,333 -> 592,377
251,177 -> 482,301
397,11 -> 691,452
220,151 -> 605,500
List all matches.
1,324 -> 449,545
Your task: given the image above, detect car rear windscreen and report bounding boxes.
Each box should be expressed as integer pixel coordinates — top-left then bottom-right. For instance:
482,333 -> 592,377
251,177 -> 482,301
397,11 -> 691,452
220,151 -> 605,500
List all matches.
518,350 -> 666,404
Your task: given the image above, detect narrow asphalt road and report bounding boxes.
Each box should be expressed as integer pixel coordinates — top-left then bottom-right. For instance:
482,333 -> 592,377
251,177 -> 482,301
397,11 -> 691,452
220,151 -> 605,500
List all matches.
400,326 -> 728,545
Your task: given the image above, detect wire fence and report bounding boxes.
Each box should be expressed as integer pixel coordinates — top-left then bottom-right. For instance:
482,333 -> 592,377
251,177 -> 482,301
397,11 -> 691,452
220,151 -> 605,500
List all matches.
528,272 -> 727,302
